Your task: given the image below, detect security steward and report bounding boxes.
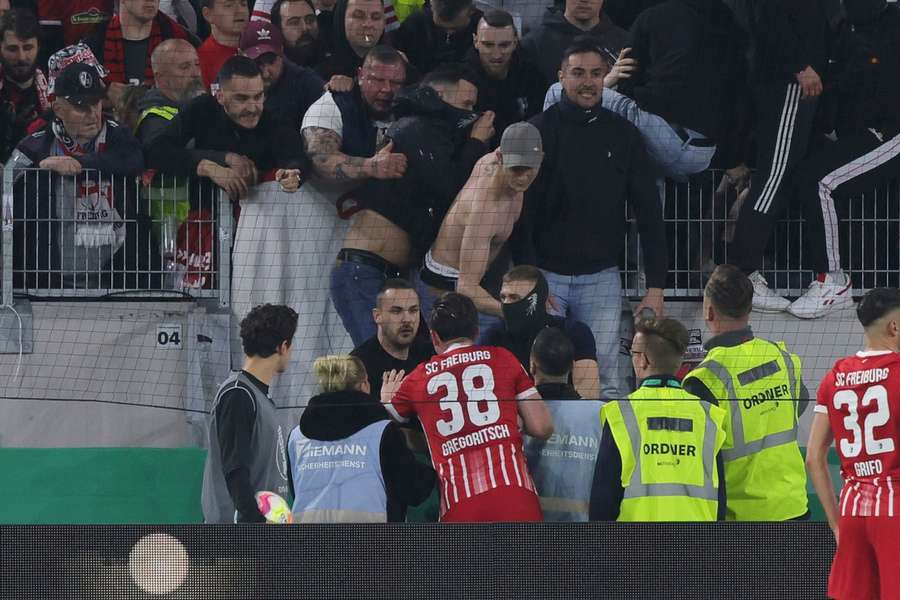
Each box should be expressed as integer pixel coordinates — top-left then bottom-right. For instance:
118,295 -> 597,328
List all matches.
683,265 -> 810,521
589,317 -> 727,522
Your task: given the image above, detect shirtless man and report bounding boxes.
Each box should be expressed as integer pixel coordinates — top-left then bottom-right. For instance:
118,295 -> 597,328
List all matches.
329,64 -> 495,346
418,122 -> 544,330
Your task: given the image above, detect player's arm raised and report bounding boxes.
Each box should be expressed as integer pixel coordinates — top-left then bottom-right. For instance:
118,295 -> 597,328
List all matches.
517,389 -> 554,440
457,210 -> 503,318
806,411 -> 839,542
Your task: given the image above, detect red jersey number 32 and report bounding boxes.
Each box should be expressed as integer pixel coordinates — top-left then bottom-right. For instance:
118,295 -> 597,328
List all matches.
833,385 -> 896,458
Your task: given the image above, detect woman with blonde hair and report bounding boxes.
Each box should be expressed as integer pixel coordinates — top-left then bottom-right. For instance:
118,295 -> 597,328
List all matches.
286,355 -> 435,522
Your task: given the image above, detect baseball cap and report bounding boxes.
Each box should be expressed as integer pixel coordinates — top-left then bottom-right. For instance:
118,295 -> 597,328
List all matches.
240,22 -> 285,60
500,122 -> 543,169
53,62 -> 106,105
47,42 -> 108,96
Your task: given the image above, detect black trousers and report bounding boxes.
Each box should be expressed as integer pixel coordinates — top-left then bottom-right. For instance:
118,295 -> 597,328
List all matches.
794,127 -> 900,274
733,83 -> 819,272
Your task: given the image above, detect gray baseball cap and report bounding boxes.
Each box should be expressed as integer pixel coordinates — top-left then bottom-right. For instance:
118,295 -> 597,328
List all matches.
500,122 -> 543,169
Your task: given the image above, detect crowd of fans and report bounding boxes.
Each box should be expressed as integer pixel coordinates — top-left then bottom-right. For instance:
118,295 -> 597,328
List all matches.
0,0 -> 887,524
0,1 -> 895,303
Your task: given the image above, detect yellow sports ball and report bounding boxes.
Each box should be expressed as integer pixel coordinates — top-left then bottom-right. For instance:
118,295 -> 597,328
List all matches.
255,491 -> 294,524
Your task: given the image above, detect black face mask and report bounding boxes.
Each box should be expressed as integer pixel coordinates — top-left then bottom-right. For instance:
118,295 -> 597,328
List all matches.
502,277 -> 549,338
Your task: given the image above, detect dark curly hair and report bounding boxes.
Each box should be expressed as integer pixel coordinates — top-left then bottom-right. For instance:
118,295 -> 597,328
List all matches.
430,292 -> 478,342
240,304 -> 298,358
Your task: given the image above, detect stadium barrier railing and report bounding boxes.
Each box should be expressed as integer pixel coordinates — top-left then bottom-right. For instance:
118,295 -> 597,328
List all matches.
2,522 -> 835,599
624,171 -> 900,297
0,166 -> 231,308
1,168 -> 897,305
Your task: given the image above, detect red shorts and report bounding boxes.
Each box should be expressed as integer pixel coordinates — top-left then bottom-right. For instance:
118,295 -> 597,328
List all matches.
829,516 -> 900,600
441,486 -> 543,523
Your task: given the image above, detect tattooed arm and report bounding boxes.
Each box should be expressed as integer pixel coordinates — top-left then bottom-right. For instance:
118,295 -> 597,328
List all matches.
302,127 -> 407,182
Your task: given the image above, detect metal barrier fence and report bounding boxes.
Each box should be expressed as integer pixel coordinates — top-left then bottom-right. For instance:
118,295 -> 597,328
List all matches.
0,167 -> 231,307
622,171 -> 900,297
1,168 -> 897,305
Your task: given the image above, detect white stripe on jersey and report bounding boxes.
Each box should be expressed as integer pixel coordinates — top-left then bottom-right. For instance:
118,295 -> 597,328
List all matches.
890,476 -> 895,517
469,451 -> 486,495
499,444 -> 511,486
460,454 -> 471,499
851,483 -> 861,517
486,447 -> 497,489
511,444 -> 523,487
841,483 -> 852,515
449,458 -> 459,504
875,478 -> 881,517
439,464 -> 450,510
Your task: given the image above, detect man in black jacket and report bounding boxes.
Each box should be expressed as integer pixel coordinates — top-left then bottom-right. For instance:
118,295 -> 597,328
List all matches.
329,63 -> 494,345
466,9 -> 545,145
785,0 -> 900,319
393,0 -> 481,74
315,0 -> 385,81
520,0 -> 629,88
8,61 -> 156,290
135,38 -> 205,145
239,20 -> 324,131
517,39 -> 666,400
607,0 -> 743,179
145,55 -> 305,205
543,1 -> 745,181
272,0 -> 328,68
728,0 -> 830,312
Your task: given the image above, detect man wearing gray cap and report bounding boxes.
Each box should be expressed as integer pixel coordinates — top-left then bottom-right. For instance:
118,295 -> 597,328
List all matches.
417,121 -> 543,334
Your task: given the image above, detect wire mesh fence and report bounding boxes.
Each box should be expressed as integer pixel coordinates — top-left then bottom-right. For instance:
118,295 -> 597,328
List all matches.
1,168 -> 897,305
1,167 -> 231,306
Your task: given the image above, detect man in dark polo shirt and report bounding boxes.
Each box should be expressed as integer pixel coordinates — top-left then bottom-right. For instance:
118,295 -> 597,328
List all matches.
351,278 -> 433,401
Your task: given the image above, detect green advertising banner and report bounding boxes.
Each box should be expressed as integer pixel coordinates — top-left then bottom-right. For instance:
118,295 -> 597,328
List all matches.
0,447 -> 842,524
0,448 -> 206,524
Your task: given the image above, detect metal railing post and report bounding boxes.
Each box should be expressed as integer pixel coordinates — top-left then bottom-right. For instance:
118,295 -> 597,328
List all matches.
2,161 -> 14,307
217,188 -> 232,309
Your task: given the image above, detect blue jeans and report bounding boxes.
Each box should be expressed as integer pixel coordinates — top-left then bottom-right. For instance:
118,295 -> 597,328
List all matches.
543,85 -> 716,181
414,273 -> 503,344
330,261 -> 384,347
542,267 -> 622,399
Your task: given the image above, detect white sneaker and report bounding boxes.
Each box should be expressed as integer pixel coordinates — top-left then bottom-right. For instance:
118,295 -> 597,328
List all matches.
788,272 -> 854,319
748,271 -> 790,313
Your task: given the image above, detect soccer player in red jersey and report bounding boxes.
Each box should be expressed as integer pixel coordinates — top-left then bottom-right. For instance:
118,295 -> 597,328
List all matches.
381,292 -> 554,522
807,288 -> 900,600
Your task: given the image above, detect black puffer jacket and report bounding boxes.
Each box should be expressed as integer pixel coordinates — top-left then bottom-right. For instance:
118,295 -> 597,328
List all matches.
358,84 -> 488,256
314,0 -> 386,79
617,0 -> 747,142
465,48 -> 546,146
290,390 -> 436,522
520,7 -> 630,87
393,7 -> 482,74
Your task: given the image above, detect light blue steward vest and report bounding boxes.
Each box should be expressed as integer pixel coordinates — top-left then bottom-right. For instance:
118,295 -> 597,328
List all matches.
524,400 -> 603,521
288,420 -> 390,523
